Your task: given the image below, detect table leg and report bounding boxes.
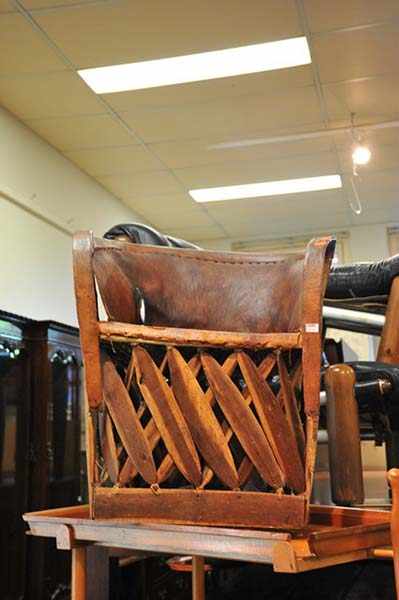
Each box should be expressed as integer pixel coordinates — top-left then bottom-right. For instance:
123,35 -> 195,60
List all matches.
86,546 -> 109,600
71,547 -> 87,600
192,555 -> 205,600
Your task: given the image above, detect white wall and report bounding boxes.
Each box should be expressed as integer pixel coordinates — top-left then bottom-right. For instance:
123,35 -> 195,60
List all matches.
349,224 -> 390,262
194,238 -> 233,251
0,106 -> 144,326
197,223 -> 391,261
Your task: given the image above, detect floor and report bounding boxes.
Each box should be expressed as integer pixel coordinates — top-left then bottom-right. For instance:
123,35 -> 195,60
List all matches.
206,561 -> 395,600
41,557 -> 396,599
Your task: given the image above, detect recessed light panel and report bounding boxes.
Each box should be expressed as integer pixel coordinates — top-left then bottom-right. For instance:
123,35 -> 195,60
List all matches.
78,37 -> 311,94
189,175 -> 342,203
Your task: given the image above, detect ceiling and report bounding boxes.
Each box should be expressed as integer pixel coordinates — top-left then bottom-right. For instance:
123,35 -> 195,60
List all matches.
1,0 -> 399,242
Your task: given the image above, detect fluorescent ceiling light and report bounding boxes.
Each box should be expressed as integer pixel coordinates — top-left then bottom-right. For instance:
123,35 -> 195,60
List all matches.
189,175 -> 342,203
78,37 -> 311,94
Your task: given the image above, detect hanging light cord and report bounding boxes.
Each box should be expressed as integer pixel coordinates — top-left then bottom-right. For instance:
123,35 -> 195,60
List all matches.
348,112 -> 363,215
349,176 -> 362,215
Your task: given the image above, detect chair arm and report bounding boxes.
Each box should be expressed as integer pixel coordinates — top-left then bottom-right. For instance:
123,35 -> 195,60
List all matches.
325,364 -> 364,505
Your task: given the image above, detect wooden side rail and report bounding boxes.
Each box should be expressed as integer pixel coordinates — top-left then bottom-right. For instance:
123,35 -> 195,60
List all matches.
98,321 -> 302,350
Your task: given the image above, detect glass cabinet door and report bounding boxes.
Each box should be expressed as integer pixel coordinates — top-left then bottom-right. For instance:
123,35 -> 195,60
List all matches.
0,333 -> 30,600
48,350 -> 81,505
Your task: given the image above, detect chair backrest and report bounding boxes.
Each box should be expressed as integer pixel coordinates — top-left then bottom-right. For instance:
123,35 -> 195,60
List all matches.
92,236 -> 333,334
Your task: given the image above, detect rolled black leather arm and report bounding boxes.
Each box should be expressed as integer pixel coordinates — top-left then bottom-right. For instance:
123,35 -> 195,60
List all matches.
327,255 -> 399,299
104,222 -> 200,249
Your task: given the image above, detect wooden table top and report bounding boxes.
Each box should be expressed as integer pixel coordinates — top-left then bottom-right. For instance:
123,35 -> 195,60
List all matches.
23,504 -> 391,573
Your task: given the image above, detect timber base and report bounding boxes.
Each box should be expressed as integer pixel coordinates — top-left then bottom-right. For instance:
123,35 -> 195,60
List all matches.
93,487 -> 307,530
23,504 -> 392,599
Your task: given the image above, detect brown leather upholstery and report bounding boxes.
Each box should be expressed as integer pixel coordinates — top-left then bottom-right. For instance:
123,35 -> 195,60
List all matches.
92,238 -> 326,334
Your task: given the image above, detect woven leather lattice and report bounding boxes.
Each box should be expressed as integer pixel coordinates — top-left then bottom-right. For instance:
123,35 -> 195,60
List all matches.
99,345 -> 305,495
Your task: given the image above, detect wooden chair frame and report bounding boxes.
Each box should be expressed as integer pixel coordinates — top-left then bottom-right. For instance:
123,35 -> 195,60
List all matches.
73,231 -> 334,530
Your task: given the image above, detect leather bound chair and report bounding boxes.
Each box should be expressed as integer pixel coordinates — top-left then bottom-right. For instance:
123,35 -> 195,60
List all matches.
73,230 -> 334,529
324,255 -> 399,506
327,254 -> 399,306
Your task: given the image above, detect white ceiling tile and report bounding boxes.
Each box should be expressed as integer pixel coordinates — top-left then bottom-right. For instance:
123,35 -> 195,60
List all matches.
97,170 -> 183,198
205,189 -> 347,221
324,75 -> 399,121
22,0 -> 103,8
314,24 -> 399,83
0,13 -> 66,75
148,133 -> 333,170
351,187 -> 399,210
222,208 -> 350,239
123,192 -> 197,214
119,87 -> 322,143
25,113 -> 137,150
0,0 -> 16,12
352,205 -> 399,225
304,0 -> 399,32
102,67 -> 313,113
0,71 -> 104,118
364,127 -> 399,147
35,0 -> 301,68
65,145 -> 162,176
332,124 -> 399,148
166,224 -> 225,241
174,152 -> 339,188
202,189 -> 350,240
342,169 -> 399,194
123,201 -> 214,230
155,210 -> 215,230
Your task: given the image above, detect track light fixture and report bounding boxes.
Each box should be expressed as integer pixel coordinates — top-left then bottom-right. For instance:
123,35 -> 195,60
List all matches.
350,113 -> 371,175
352,144 -> 371,166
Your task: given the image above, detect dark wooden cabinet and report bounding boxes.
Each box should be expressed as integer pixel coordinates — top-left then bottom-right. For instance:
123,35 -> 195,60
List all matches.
27,320 -> 83,600
27,321 -> 83,512
0,313 -> 31,600
0,312 -> 83,600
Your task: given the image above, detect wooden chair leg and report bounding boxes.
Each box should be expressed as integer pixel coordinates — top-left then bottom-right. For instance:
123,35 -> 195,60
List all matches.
388,469 -> 399,600
192,555 -> 205,600
71,546 -> 87,600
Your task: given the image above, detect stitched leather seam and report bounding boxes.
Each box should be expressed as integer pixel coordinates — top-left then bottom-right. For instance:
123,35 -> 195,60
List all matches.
96,247 -> 292,266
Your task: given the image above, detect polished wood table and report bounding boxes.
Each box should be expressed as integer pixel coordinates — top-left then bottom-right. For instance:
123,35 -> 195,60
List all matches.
23,504 -> 391,600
